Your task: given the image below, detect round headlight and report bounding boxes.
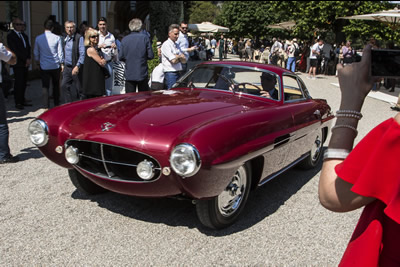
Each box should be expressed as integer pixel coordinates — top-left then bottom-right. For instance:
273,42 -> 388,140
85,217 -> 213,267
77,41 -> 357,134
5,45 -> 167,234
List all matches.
65,146 -> 79,164
28,119 -> 49,147
137,160 -> 155,180
170,144 -> 201,177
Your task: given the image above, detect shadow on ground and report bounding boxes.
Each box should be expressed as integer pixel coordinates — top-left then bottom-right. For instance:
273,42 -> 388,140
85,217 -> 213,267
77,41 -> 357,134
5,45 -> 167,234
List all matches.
71,149 -> 325,236
18,146 -> 44,161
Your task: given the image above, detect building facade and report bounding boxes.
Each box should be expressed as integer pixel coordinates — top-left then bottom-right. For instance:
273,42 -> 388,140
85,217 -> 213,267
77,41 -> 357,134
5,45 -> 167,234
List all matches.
1,1 -> 151,69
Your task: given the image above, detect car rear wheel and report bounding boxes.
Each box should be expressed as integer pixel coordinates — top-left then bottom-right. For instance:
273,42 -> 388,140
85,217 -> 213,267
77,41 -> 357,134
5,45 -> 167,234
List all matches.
68,169 -> 108,195
298,129 -> 323,169
196,163 -> 251,229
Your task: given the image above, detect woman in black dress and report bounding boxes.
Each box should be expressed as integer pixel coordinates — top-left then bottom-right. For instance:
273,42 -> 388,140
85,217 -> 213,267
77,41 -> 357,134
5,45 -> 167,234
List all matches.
82,28 -> 107,99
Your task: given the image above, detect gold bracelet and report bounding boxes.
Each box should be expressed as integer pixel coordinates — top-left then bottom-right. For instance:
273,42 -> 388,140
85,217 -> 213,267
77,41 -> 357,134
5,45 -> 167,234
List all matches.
331,124 -> 358,136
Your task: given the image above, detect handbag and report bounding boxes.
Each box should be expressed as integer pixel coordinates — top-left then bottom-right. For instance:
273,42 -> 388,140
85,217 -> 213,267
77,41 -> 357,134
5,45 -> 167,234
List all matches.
97,47 -> 111,79
102,66 -> 110,79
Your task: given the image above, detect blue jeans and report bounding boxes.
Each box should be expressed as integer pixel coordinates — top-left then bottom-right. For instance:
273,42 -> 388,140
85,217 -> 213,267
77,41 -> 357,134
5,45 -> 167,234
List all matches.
0,89 -> 10,160
287,57 -> 296,72
105,62 -> 113,96
164,72 -> 180,89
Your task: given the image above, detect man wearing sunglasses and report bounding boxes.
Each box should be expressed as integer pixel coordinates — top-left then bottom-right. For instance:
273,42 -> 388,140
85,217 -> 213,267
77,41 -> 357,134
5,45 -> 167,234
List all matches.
176,22 -> 197,74
7,18 -> 31,110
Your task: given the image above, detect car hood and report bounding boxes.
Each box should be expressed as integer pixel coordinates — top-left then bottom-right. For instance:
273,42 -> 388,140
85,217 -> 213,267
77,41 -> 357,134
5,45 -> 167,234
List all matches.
67,90 -> 271,140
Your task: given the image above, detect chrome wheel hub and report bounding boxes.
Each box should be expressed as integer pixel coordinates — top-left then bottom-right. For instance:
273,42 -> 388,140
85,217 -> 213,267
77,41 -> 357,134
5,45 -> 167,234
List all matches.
218,165 -> 247,217
311,134 -> 322,162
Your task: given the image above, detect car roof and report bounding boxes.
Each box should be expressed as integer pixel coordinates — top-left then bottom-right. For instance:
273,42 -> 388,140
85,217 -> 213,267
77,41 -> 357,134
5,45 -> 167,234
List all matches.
200,61 -> 292,76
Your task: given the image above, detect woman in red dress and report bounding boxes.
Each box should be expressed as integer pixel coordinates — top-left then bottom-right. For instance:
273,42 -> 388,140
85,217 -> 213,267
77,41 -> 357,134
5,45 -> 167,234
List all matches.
298,41 -> 310,72
319,44 -> 400,266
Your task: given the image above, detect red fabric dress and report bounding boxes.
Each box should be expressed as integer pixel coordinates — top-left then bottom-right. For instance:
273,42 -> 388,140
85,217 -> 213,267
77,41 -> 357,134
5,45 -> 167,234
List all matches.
335,118 -> 400,267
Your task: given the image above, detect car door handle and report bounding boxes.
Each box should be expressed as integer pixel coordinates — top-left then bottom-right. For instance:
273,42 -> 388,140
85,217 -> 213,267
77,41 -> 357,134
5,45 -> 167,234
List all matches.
274,134 -> 290,148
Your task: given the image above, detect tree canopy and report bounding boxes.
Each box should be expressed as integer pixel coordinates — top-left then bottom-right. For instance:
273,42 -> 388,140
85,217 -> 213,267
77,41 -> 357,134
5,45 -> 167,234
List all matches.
211,1 -> 397,46
188,1 -> 220,24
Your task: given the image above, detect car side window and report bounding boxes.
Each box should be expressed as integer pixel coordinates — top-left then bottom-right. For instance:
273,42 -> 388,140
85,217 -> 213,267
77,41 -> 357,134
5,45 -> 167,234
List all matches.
282,75 -> 306,102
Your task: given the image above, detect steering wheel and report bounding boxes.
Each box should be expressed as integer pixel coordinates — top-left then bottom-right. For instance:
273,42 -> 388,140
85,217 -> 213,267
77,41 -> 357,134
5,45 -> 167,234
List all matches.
236,82 -> 262,93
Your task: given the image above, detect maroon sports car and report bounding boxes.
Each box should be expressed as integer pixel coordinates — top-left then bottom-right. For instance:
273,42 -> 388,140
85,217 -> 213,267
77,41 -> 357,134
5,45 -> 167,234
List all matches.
28,61 -> 334,229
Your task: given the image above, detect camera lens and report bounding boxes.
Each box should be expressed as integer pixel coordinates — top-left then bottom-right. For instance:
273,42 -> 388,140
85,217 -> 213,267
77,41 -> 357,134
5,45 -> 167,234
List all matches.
0,22 -> 10,32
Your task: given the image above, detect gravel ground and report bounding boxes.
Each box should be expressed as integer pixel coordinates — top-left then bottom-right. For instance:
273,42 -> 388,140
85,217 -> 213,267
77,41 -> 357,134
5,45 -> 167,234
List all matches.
1,54 -> 396,266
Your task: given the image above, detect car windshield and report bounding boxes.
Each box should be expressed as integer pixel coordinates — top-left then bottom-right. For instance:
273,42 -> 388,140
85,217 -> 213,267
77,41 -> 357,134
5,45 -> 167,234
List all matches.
173,64 -> 281,100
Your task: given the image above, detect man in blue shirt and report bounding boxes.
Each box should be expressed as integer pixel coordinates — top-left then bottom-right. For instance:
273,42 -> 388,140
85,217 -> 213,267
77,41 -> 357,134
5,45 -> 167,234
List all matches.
61,21 -> 85,103
34,19 -> 64,109
176,22 -> 197,74
119,18 -> 154,92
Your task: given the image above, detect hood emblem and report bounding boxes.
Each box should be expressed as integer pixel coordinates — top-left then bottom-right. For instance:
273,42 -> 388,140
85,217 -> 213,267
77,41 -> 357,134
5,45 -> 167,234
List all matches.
101,122 -> 116,132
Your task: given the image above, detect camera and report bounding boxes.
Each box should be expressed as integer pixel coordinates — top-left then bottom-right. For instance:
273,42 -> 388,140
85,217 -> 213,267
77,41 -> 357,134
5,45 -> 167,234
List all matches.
371,49 -> 400,77
0,21 -> 10,32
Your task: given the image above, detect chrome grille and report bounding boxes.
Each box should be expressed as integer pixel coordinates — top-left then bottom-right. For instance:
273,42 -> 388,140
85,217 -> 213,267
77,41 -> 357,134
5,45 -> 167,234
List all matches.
65,140 -> 161,182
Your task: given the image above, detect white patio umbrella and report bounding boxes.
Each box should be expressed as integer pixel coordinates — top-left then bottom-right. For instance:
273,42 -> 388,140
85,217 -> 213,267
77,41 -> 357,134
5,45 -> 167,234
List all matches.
266,21 -> 296,31
339,8 -> 400,30
188,22 -> 230,33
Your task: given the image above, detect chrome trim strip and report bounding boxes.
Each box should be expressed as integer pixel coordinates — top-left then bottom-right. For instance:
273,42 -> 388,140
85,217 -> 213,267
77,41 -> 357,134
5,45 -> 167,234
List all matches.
79,153 -> 161,170
258,153 -> 309,187
75,166 -> 161,184
66,139 -> 163,183
65,139 -> 162,167
100,143 -> 111,178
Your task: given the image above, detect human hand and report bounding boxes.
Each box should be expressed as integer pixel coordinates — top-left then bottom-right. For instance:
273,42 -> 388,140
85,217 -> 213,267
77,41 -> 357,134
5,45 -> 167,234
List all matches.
111,43 -> 117,49
336,44 -> 381,111
179,54 -> 187,64
260,90 -> 271,98
25,58 -> 31,67
72,66 -> 79,75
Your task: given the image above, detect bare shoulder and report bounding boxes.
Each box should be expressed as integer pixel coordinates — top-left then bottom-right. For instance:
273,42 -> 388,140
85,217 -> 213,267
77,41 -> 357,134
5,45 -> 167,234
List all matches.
86,47 -> 96,56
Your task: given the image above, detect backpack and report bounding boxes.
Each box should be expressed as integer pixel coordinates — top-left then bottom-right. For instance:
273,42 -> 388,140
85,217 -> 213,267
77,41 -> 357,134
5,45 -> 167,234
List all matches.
294,44 -> 300,57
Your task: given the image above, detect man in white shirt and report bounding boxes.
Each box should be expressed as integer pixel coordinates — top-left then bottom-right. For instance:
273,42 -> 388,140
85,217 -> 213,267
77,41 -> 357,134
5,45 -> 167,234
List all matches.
307,39 -> 323,80
205,36 -> 212,60
176,22 -> 197,74
34,19 -> 64,109
97,17 -> 117,96
286,39 -> 298,73
270,37 -> 282,65
161,24 -> 186,89
0,42 -> 19,164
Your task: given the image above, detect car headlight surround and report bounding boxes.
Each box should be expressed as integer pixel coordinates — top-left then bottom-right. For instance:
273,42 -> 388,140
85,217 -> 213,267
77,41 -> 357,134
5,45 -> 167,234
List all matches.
65,146 -> 79,165
170,143 -> 201,178
28,119 -> 49,147
137,160 -> 155,180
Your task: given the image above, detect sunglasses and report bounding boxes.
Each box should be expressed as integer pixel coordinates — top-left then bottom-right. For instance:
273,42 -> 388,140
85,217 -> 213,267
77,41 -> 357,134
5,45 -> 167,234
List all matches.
90,35 -> 99,38
15,23 -> 25,26
181,27 -> 188,30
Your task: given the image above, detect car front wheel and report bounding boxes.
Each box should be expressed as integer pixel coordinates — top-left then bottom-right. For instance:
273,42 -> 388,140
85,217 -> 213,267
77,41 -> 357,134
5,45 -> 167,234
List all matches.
68,169 -> 108,195
298,129 -> 323,169
196,163 -> 251,229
